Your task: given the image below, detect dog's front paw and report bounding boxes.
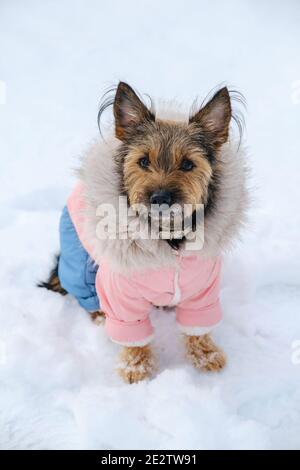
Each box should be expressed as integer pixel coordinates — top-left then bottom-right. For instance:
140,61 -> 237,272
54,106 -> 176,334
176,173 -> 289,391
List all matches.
185,334 -> 226,372
117,345 -> 155,384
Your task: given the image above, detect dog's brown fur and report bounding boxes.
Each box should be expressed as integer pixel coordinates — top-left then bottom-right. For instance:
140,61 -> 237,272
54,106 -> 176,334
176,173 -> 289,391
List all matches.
108,82 -> 231,382
113,83 -> 232,217
42,82 -> 243,383
185,334 -> 226,372
38,257 -> 67,295
117,334 -> 226,383
91,308 -> 226,380
117,345 -> 155,384
90,310 -> 106,324
122,122 -> 213,210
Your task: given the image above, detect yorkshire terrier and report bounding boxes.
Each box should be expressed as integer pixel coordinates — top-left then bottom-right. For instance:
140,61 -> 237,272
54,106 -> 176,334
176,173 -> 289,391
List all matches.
40,82 -> 247,383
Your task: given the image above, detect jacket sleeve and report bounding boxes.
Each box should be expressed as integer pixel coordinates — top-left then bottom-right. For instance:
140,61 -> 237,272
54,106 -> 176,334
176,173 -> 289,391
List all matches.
58,205 -> 100,313
96,261 -> 154,346
176,258 -> 222,336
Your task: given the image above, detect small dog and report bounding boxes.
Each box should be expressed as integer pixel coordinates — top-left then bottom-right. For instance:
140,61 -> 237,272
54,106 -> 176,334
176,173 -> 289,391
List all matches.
41,82 -> 247,383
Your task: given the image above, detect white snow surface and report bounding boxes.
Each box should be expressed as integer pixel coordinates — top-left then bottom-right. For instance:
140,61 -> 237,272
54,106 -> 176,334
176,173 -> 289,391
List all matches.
1,0 -> 300,450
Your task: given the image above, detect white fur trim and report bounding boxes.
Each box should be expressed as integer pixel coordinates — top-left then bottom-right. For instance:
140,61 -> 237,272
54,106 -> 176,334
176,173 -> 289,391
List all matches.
111,334 -> 154,347
78,104 -> 249,274
177,322 -> 222,336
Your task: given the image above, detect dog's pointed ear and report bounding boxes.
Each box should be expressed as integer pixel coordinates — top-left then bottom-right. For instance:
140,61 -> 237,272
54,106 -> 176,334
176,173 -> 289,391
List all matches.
113,82 -> 154,141
189,87 -> 232,148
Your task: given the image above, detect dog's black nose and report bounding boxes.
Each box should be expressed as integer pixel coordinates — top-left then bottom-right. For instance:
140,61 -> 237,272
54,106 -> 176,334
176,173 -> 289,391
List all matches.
150,190 -> 172,206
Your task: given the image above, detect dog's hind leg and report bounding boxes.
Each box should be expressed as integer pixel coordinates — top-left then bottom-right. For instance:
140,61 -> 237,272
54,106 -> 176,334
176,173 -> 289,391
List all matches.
185,334 -> 226,372
117,345 -> 155,384
90,310 -> 106,325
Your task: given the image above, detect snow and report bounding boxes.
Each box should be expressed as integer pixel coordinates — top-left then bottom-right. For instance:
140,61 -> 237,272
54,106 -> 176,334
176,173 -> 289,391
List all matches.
0,0 -> 300,450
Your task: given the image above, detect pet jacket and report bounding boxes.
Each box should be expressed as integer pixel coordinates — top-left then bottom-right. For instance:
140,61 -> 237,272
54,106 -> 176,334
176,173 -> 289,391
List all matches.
59,183 -> 223,346
58,205 -> 99,312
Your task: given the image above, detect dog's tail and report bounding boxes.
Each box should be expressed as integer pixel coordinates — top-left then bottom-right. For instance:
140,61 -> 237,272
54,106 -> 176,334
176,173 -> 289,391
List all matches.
38,255 -> 67,295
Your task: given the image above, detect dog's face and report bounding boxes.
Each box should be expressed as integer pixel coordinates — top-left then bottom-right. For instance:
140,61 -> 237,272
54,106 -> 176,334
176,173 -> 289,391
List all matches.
113,82 -> 232,216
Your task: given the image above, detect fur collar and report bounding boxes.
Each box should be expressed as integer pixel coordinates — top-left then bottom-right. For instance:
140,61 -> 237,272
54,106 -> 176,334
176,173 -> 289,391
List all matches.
78,115 -> 249,273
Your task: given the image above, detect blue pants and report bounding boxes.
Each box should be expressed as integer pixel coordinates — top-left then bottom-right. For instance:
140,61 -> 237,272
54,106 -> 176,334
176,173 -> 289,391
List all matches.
58,206 -> 100,312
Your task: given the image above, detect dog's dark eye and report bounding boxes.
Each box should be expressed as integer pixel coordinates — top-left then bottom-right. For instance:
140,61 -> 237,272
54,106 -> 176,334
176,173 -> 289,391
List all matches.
180,159 -> 194,171
139,155 -> 150,169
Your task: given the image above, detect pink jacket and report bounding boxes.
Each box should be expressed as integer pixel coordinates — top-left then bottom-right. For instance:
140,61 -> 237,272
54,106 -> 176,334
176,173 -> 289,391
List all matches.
67,185 -> 222,346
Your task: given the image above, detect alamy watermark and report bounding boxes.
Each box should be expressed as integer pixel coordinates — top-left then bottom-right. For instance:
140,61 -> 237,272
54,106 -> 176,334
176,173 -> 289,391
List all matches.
0,80 -> 6,105
291,340 -> 300,365
291,80 -> 300,105
95,196 -> 204,251
0,340 -> 7,366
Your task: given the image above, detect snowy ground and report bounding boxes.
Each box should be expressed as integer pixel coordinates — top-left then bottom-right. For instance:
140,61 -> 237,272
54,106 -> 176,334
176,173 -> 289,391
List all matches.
1,0 -> 300,450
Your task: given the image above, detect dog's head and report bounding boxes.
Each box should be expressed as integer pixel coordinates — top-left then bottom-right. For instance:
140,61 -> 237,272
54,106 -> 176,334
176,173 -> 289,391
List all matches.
110,82 -> 232,220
